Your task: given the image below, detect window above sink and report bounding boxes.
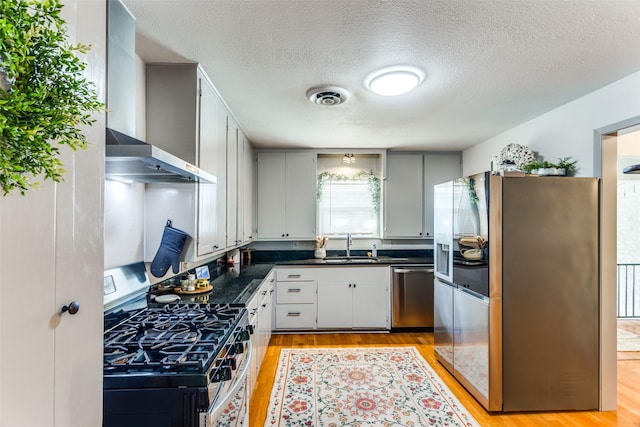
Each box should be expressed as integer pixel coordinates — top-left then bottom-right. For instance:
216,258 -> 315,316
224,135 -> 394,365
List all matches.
316,152 -> 384,238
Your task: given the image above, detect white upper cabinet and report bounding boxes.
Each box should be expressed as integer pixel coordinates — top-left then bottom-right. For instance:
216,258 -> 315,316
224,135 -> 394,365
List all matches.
240,134 -> 255,243
226,118 -> 255,248
146,63 -> 228,252
256,151 -> 316,239
199,73 -> 226,251
423,154 -> 461,237
385,153 -> 424,237
385,152 -> 460,238
146,64 -> 207,167
226,117 -> 239,248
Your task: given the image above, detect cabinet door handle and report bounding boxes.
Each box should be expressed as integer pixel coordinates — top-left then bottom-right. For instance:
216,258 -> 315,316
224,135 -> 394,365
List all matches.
287,274 -> 301,279
287,312 -> 301,317
262,303 -> 267,308
261,290 -> 267,296
348,283 -> 352,288
61,301 -> 79,315
287,288 -> 301,293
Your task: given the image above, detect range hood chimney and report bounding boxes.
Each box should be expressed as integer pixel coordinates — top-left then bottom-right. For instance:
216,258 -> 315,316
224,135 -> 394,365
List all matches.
106,129 -> 216,183
105,0 -> 214,184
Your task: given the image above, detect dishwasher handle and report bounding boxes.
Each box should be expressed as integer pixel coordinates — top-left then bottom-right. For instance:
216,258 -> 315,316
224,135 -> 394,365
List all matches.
393,268 -> 434,274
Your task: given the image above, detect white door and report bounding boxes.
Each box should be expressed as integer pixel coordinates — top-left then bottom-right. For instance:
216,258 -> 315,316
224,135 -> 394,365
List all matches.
385,153 -> 424,237
1,3 -> 105,425
257,152 -> 286,238
284,152 -> 316,239
317,282 -> 353,328
353,281 -> 389,328
226,117 -> 239,247
424,154 -> 461,237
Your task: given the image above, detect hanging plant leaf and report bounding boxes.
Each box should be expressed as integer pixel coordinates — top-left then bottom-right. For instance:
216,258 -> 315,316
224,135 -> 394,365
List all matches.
0,0 -> 105,195
316,169 -> 381,212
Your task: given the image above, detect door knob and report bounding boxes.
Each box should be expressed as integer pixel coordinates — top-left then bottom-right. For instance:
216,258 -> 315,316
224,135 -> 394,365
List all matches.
61,301 -> 79,315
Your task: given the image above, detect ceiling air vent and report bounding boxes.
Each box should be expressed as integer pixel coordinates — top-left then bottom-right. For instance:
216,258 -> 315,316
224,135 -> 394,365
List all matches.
306,86 -> 350,106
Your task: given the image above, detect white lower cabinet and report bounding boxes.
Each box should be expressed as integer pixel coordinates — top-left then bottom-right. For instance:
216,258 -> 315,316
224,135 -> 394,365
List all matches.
316,266 -> 390,330
256,272 -> 274,365
273,268 -> 317,330
247,271 -> 274,395
273,266 -> 391,331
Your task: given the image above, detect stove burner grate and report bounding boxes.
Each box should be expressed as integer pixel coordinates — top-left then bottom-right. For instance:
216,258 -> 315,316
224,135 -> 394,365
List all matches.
103,303 -> 244,376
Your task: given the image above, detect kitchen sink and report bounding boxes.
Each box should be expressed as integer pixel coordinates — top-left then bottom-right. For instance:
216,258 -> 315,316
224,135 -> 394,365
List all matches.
323,256 -> 379,263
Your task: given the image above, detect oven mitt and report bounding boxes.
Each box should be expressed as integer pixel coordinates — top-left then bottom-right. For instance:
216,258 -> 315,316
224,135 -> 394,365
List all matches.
150,220 -> 190,277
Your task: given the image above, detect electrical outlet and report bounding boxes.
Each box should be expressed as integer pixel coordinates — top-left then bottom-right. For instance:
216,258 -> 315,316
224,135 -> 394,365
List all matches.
292,241 -> 298,248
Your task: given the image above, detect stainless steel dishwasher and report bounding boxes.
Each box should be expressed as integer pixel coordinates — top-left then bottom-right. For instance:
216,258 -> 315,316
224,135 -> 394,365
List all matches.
391,266 -> 434,328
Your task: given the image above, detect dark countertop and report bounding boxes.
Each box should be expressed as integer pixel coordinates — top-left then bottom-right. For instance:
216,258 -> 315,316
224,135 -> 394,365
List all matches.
150,252 -> 433,306
275,256 -> 433,266
180,263 -> 274,305
149,263 -> 274,306
207,263 -> 274,304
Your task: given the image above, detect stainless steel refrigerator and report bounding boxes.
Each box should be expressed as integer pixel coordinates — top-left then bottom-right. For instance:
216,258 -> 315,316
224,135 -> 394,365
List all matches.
433,172 -> 599,412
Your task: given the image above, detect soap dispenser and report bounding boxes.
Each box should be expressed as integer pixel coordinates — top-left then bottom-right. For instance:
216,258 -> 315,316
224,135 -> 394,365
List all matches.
372,244 -> 378,258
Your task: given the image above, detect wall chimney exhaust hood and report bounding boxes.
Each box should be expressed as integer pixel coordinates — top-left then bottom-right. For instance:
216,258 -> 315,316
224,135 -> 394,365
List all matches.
105,1 -> 215,185
105,128 -> 216,184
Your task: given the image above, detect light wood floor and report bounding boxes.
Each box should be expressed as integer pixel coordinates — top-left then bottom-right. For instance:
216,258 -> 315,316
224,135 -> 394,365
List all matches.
249,332 -> 640,427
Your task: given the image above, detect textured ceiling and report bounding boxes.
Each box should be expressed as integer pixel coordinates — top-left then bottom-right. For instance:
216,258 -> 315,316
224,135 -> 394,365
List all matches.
122,0 -> 640,151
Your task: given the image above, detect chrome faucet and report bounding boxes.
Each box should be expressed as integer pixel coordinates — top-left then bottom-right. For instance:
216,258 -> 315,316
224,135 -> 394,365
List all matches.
346,232 -> 353,257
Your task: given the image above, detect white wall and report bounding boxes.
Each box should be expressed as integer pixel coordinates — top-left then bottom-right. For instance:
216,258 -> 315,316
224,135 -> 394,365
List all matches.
463,71 -> 640,177
104,180 -> 146,269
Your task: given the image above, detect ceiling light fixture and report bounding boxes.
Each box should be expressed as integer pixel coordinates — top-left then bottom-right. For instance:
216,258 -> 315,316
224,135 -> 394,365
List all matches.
343,153 -> 355,164
365,66 -> 425,96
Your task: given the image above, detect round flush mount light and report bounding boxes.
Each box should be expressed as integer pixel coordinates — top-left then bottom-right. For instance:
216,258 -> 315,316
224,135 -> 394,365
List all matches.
365,66 -> 425,96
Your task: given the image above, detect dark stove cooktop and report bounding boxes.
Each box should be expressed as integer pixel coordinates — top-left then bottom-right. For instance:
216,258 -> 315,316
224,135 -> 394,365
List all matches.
103,303 -> 245,389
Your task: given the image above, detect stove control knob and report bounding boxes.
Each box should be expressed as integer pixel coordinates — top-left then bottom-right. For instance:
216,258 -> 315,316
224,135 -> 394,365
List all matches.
234,342 -> 245,354
238,330 -> 250,342
225,357 -> 237,370
247,324 -> 255,335
214,366 -> 232,382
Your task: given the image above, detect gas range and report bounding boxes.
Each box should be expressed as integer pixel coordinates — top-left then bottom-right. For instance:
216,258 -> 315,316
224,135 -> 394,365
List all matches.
104,303 -> 247,389
103,263 -> 251,427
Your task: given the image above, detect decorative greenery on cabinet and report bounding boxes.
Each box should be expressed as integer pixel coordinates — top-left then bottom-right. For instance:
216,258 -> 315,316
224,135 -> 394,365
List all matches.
316,170 -> 381,212
0,0 -> 104,196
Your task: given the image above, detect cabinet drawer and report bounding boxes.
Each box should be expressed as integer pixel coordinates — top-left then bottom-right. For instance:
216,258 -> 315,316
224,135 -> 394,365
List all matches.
276,268 -> 315,282
276,282 -> 315,303
275,304 -> 316,329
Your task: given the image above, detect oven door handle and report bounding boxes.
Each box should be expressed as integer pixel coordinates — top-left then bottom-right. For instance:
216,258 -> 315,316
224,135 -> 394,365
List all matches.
203,340 -> 252,426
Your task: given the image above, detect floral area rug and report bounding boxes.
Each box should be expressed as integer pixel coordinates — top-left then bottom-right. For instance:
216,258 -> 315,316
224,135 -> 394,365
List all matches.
618,328 -> 640,352
264,346 -> 479,427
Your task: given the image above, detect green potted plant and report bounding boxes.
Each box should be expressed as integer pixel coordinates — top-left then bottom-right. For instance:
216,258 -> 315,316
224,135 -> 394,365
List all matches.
0,0 -> 104,196
522,157 -> 577,176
